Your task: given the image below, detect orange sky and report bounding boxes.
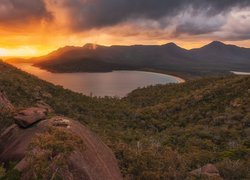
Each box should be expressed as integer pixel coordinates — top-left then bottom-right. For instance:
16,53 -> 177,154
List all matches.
1,26 -> 249,58
0,1 -> 250,58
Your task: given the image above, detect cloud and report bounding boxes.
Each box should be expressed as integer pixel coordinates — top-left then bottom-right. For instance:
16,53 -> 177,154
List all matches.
213,7 -> 250,41
0,0 -> 52,26
50,0 -> 250,31
174,9 -> 227,36
1,0 -> 250,45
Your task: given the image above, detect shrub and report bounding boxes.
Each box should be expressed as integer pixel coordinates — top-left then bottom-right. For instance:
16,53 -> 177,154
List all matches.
217,159 -> 250,180
26,127 -> 85,179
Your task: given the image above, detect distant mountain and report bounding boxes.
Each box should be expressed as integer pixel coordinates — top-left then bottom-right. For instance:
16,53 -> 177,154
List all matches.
33,41 -> 250,78
190,41 -> 250,71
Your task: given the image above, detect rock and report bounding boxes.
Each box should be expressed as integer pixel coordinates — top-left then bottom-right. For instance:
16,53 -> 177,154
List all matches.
190,164 -> 222,179
230,99 -> 242,107
14,107 -> 48,128
0,116 -> 122,180
0,91 -> 14,112
35,101 -> 54,113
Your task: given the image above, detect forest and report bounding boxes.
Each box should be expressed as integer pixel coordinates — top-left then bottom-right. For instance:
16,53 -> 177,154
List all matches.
0,61 -> 249,179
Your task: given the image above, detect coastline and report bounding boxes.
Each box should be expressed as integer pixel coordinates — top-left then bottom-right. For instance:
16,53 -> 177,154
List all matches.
137,68 -> 187,83
31,63 -> 188,83
114,69 -> 186,83
231,71 -> 250,75
172,75 -> 186,83
14,62 -> 187,84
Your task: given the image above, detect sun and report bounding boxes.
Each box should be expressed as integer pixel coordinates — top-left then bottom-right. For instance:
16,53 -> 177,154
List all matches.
0,46 -> 47,57
0,49 -> 7,57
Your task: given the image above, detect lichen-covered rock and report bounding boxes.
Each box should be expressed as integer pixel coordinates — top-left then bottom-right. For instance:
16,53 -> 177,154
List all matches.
190,164 -> 223,179
0,116 -> 122,180
14,107 -> 48,128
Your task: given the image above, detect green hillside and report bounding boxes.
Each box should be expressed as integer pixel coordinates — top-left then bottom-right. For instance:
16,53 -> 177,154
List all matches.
0,61 -> 249,179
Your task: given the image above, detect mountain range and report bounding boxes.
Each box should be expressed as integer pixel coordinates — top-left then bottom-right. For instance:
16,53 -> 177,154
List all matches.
9,41 -> 250,79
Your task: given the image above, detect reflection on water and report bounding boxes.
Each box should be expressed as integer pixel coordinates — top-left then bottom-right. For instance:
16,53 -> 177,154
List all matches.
12,63 -> 180,97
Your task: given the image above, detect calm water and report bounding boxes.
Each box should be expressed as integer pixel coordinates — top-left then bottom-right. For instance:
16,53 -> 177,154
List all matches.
12,63 -> 181,97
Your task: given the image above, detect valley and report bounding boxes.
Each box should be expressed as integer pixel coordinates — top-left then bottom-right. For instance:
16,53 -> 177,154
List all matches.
0,61 -> 249,179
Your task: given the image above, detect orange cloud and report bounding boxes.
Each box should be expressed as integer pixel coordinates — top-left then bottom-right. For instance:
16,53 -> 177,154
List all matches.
1,0 -> 250,57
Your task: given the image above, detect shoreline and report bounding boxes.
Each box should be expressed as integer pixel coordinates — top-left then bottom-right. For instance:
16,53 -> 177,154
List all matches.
114,69 -> 186,83
231,71 -> 250,75
11,62 -> 187,84
172,76 -> 186,83
136,68 -> 187,83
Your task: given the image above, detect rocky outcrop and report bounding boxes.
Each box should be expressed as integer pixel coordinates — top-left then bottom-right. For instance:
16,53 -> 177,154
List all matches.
14,107 -> 48,128
190,164 -> 222,179
0,92 -> 14,112
0,108 -> 122,180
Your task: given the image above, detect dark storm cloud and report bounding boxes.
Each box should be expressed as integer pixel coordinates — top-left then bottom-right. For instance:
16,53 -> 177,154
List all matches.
58,0 -> 250,31
0,0 -> 52,25
1,0 -> 250,40
173,13 -> 226,36
175,23 -> 220,36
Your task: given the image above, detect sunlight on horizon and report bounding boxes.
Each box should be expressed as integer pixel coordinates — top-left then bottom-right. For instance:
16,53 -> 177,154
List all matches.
0,49 -> 6,57
0,46 -> 49,58
1,40 -> 250,58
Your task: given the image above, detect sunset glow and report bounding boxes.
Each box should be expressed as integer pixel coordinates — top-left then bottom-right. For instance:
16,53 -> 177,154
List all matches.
1,1 -> 250,57
0,47 -> 42,57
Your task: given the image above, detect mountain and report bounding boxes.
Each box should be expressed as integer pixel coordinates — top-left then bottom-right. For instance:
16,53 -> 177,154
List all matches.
31,41 -> 250,78
0,61 -> 249,179
33,42 -> 197,77
190,41 -> 250,71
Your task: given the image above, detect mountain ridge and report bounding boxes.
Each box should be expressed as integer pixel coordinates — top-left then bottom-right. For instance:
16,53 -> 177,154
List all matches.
6,41 -> 250,79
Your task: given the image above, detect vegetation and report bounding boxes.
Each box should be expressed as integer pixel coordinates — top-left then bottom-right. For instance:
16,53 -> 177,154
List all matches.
0,61 -> 249,179
27,127 -> 85,179
34,58 -> 135,73
0,165 -> 5,178
0,162 -> 21,180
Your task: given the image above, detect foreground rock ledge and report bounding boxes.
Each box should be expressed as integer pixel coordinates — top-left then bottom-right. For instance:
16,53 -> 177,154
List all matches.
0,116 -> 122,180
14,107 -> 48,128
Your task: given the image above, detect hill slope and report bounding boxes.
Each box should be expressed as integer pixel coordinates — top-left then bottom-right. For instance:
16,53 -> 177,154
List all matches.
32,41 -> 250,78
0,61 -> 249,179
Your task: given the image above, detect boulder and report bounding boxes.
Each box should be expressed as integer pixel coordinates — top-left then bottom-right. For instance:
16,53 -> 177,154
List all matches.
35,101 -> 53,113
14,107 -> 48,128
0,91 -> 14,112
190,164 -> 222,179
0,116 -> 122,180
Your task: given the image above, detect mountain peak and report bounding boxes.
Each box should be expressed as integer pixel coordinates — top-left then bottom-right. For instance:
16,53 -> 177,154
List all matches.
162,42 -> 185,49
161,42 -> 187,51
163,42 -> 178,47
83,43 -> 101,50
207,41 -> 225,47
196,41 -> 226,51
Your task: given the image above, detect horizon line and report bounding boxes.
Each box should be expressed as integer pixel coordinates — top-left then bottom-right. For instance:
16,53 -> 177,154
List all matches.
1,40 -> 249,59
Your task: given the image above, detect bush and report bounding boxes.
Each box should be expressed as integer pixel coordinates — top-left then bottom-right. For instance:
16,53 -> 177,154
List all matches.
26,127 -> 85,179
217,159 -> 250,180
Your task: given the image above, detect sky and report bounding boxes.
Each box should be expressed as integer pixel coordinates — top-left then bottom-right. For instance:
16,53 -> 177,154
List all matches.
0,0 -> 250,57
